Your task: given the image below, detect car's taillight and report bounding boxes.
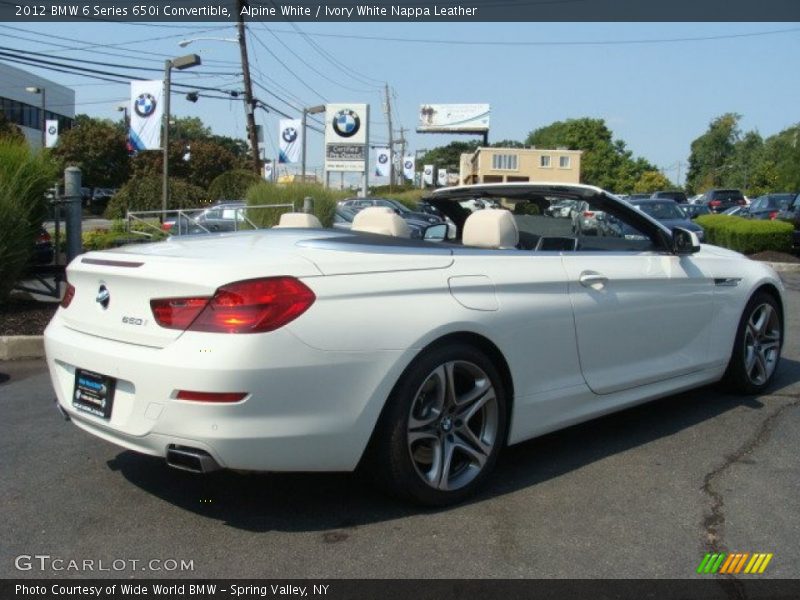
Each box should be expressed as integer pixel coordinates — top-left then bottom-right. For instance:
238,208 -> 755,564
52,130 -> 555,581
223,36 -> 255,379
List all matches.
60,282 -> 75,308
769,211 -> 778,220
583,211 -> 595,217
38,230 -> 51,243
150,277 -> 315,334
709,200 -> 721,207
738,199 -> 747,206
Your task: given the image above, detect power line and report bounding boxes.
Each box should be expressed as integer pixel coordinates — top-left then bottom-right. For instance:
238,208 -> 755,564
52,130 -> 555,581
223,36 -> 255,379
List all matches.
261,25 -> 800,47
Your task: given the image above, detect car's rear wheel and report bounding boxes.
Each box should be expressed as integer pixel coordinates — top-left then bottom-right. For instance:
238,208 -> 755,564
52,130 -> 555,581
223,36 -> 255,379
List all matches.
722,292 -> 782,394
368,344 -> 508,506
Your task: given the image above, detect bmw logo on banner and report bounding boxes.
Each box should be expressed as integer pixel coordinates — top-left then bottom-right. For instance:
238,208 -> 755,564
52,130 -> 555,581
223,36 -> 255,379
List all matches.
324,103 -> 369,174
129,80 -> 165,153
278,118 -> 302,164
375,147 -> 391,177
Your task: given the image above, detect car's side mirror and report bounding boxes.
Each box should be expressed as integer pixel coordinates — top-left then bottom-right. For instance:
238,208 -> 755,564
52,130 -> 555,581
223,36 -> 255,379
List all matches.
424,223 -> 447,242
672,227 -> 701,255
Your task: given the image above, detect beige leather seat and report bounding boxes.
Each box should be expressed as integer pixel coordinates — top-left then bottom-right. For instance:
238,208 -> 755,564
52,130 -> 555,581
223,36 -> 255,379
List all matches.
462,209 -> 519,249
352,206 -> 410,238
274,212 -> 323,228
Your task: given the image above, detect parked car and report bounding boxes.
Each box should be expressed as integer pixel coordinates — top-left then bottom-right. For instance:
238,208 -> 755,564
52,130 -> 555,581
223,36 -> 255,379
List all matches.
571,200 -> 606,234
46,182 -> 785,505
682,204 -> 712,219
627,193 -> 651,201
721,206 -> 746,217
89,187 -> 115,215
545,199 -> 579,218
697,189 -> 747,213
629,199 -> 705,241
332,206 -> 359,231
744,193 -> 795,220
776,193 -> 800,253
651,190 -> 688,204
340,197 -> 442,226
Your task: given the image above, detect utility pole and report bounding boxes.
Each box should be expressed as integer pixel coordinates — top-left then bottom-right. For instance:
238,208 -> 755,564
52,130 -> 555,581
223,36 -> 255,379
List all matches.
397,127 -> 407,185
383,83 -> 394,188
236,0 -> 261,175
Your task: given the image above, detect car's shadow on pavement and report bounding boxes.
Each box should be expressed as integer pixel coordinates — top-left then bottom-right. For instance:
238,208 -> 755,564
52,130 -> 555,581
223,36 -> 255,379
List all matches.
108,358 -> 800,533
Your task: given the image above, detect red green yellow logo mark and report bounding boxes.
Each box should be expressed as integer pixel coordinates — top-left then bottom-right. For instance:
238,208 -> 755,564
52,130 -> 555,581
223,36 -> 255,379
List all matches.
697,553 -> 773,575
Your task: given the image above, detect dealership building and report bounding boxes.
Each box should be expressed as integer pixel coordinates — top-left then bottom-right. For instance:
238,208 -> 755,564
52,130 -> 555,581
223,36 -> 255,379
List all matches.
459,146 -> 583,185
0,62 -> 75,148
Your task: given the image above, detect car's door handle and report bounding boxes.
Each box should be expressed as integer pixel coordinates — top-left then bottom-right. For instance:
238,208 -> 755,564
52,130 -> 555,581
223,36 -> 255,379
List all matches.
579,271 -> 608,289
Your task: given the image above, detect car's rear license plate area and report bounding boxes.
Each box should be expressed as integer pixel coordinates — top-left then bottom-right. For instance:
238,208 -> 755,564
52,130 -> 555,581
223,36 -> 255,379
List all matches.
73,368 -> 116,420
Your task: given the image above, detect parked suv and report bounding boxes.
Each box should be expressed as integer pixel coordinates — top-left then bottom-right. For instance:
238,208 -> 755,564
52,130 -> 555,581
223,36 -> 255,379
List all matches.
651,190 -> 688,204
697,189 -> 747,213
777,193 -> 800,253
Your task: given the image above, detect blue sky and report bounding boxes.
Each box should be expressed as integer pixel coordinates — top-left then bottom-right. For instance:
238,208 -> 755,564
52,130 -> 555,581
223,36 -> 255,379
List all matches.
2,21 -> 799,185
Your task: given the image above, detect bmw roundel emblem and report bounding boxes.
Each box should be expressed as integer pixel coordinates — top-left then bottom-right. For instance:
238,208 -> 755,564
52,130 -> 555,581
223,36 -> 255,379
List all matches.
332,109 -> 361,138
282,127 -> 298,143
404,160 -> 413,169
134,93 -> 157,118
48,125 -> 57,135
378,153 -> 388,164
96,284 -> 110,309
424,167 -> 432,175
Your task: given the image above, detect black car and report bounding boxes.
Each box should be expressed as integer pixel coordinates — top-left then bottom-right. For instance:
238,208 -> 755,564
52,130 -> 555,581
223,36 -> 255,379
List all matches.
630,199 -> 705,241
776,193 -> 800,252
340,197 -> 443,225
651,190 -> 688,204
744,193 -> 795,220
681,204 -> 712,219
697,188 -> 747,213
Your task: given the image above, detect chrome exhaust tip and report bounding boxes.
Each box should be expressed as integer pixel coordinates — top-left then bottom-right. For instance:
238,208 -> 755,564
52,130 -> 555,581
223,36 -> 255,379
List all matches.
55,399 -> 70,421
166,445 -> 220,473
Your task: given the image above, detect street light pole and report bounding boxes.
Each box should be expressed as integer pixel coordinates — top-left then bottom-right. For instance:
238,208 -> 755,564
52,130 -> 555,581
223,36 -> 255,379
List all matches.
25,86 -> 46,148
302,104 -> 325,183
235,0 -> 261,176
162,54 -> 201,218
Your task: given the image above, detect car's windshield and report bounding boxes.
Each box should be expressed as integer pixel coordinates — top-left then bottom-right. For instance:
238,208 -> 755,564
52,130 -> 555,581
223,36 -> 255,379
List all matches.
633,202 -> 685,220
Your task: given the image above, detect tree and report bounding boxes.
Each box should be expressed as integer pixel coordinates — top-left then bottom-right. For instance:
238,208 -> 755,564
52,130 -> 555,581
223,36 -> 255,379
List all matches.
525,117 -> 656,192
491,139 -> 525,148
633,170 -> 673,193
418,141 -> 480,172
52,115 -> 129,187
685,113 -> 741,194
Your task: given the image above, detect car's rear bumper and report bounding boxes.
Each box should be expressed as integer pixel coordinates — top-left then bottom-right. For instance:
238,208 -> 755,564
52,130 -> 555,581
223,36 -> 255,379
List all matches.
45,316 -> 406,472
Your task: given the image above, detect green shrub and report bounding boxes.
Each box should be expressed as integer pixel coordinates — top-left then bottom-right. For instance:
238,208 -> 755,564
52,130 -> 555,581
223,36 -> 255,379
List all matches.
105,176 -> 208,219
82,227 -> 164,251
207,169 -> 261,203
245,183 -> 348,228
0,139 -> 57,302
695,214 -> 793,254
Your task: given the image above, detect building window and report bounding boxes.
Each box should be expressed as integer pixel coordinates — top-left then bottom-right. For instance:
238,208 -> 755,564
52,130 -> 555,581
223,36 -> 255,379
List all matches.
540,155 -> 551,168
559,156 -> 571,168
492,153 -> 518,171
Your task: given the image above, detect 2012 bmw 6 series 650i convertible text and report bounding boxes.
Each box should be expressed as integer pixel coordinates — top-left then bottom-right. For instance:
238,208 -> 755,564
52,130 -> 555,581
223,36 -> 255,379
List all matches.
45,183 -> 785,505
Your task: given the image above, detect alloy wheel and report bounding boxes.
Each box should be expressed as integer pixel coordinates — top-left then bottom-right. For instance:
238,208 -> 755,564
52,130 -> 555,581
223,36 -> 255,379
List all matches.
743,302 -> 781,386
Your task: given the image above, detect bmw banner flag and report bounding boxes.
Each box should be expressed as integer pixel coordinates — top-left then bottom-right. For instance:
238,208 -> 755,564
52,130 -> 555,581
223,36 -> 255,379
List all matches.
45,119 -> 59,148
263,161 -> 274,181
423,164 -> 434,186
375,147 -> 391,177
279,118 -> 302,164
437,168 -> 448,187
129,80 -> 164,152
402,155 -> 415,180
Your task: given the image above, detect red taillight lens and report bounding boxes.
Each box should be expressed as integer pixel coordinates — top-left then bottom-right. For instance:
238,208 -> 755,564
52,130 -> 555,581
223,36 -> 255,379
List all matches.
150,297 -> 210,330
176,390 -> 247,403
38,230 -> 51,243
60,282 -> 75,308
709,200 -> 721,207
150,277 -> 315,334
769,211 -> 778,220
583,211 -> 595,217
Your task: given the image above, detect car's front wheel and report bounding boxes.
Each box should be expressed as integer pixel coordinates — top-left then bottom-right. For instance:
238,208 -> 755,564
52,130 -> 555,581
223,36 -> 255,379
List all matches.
722,292 -> 782,394
368,344 -> 508,506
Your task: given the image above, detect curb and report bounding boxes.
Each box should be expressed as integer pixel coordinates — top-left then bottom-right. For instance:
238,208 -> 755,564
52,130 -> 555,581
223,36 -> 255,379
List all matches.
0,336 -> 45,361
765,262 -> 800,273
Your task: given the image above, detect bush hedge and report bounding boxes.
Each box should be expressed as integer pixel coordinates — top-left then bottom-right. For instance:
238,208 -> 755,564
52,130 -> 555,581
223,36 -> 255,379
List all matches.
0,139 -> 57,302
694,214 -> 793,254
245,183 -> 348,228
105,176 -> 208,219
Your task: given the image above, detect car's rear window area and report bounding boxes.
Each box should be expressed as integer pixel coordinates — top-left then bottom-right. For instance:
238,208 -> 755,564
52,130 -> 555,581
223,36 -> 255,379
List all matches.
712,190 -> 744,200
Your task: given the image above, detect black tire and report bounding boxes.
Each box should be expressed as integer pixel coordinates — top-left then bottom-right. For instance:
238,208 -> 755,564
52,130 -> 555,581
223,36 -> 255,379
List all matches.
721,292 -> 782,395
366,343 -> 508,506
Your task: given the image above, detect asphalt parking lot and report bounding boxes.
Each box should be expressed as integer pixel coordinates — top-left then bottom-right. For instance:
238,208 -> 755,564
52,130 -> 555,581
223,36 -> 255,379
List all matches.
1,274 -> 799,581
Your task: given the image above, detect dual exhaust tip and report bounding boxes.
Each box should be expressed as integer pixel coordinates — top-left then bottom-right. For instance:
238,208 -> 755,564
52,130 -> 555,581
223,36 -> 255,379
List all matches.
165,445 -> 220,474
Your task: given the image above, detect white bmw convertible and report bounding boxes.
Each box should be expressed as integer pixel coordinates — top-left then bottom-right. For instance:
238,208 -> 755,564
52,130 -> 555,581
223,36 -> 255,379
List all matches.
45,183 -> 785,505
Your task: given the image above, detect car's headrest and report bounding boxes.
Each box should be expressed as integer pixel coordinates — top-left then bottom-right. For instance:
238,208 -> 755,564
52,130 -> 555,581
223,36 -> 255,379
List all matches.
352,206 -> 410,238
274,212 -> 323,228
462,209 -> 519,249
